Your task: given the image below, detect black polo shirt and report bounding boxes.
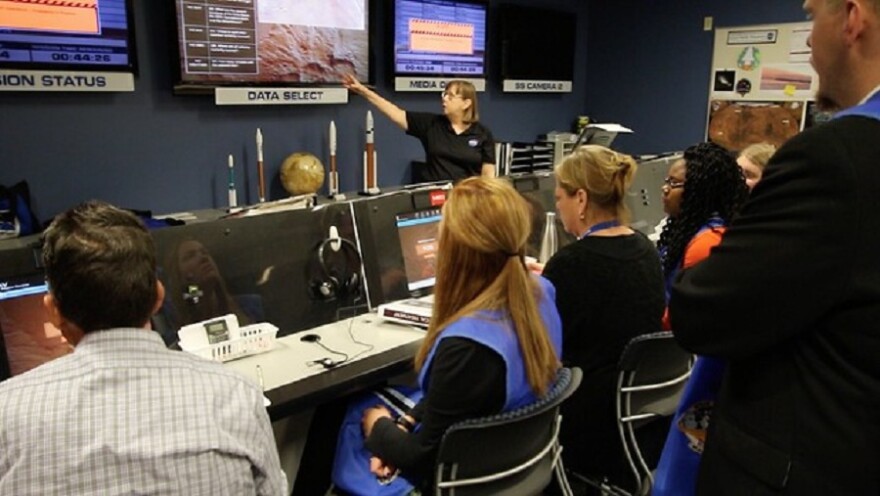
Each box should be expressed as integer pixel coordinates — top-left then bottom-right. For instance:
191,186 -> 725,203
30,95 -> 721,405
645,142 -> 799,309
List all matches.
406,112 -> 496,183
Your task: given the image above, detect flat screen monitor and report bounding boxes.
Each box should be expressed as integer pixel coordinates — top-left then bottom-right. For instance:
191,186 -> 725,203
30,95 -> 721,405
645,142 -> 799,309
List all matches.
499,4 -> 575,82
0,0 -> 137,72
395,208 -> 442,292
174,0 -> 370,86
0,273 -> 72,382
392,0 -> 487,77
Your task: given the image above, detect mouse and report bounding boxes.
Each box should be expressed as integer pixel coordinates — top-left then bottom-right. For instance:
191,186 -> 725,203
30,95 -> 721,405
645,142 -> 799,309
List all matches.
300,333 -> 321,343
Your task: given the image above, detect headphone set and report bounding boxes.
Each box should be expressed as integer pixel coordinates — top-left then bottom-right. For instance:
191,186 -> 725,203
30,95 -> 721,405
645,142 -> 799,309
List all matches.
307,234 -> 363,302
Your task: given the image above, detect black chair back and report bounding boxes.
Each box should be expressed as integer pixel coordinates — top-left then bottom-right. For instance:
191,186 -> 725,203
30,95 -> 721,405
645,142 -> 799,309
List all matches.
434,367 -> 583,496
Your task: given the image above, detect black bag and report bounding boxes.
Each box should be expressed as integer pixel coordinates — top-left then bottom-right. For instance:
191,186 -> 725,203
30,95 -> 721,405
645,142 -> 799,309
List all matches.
0,181 -> 41,239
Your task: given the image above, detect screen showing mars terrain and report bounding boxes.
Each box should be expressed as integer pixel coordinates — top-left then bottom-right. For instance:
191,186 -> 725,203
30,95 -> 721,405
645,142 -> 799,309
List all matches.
176,0 -> 369,84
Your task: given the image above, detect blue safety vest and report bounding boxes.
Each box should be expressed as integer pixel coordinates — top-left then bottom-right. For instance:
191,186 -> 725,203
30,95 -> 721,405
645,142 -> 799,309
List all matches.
419,276 -> 562,411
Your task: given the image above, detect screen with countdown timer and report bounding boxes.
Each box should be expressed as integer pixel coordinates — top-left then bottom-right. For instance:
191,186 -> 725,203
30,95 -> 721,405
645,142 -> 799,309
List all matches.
392,0 -> 487,78
0,0 -> 136,72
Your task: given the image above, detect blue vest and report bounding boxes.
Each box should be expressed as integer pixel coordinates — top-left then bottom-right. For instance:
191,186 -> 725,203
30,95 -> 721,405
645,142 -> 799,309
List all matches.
833,89 -> 880,121
418,276 -> 563,411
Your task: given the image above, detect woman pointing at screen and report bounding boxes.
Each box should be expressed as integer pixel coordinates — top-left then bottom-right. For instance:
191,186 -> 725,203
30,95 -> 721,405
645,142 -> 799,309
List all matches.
343,75 -> 496,182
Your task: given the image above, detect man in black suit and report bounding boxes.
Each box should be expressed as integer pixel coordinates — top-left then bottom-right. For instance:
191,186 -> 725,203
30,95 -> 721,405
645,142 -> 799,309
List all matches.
669,0 -> 880,494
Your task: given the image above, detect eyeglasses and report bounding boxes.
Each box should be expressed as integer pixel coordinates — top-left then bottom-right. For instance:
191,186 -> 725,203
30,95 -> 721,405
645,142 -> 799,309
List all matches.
441,91 -> 462,100
663,177 -> 685,189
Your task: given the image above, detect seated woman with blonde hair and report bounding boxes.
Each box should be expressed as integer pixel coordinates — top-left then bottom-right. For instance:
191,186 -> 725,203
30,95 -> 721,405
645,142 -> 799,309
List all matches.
533,145 -> 666,490
360,177 -> 563,487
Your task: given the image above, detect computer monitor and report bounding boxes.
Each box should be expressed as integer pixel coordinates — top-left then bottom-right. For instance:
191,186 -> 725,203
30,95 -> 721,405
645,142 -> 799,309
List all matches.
394,208 -> 442,292
0,273 -> 72,381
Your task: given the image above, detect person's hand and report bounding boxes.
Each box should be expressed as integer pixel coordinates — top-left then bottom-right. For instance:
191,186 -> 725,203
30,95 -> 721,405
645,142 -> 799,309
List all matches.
525,257 -> 544,274
362,404 -> 392,438
343,74 -> 367,95
369,456 -> 397,480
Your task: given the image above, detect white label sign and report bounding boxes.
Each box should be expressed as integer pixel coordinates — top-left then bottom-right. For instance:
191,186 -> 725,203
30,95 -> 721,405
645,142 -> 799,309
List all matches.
503,80 -> 572,93
0,70 -> 134,92
394,77 -> 486,92
214,87 -> 349,105
727,29 -> 778,45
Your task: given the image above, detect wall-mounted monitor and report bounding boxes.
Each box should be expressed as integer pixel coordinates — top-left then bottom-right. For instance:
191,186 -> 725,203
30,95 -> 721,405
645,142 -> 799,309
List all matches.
0,0 -> 137,73
498,4 -> 575,83
174,0 -> 370,87
392,0 -> 487,78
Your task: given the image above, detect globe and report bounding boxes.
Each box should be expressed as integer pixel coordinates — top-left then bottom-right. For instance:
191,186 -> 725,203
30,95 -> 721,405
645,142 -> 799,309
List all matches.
280,152 -> 325,196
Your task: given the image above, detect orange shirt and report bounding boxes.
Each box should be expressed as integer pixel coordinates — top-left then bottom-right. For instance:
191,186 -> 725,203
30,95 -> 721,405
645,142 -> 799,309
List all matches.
663,226 -> 727,330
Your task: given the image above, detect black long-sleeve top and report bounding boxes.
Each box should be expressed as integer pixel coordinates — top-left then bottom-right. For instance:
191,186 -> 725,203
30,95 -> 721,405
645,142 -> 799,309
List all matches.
542,232 -> 665,479
364,337 -> 505,481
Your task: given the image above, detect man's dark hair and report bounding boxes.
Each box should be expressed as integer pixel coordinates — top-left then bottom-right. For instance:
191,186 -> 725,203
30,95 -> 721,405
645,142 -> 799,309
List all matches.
42,200 -> 158,333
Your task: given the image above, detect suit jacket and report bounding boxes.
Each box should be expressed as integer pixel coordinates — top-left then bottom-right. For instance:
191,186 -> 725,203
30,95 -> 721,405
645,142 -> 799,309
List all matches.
669,115 -> 880,495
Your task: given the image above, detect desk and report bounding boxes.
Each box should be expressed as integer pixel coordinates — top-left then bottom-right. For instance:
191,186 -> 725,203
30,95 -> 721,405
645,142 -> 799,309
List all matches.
225,313 -> 425,421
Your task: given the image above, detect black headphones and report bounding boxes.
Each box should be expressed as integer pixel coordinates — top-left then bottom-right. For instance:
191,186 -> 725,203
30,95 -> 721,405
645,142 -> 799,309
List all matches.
308,236 -> 362,301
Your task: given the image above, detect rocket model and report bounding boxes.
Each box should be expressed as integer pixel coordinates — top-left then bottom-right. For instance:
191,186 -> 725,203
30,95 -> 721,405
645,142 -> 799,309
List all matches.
328,120 -> 341,198
256,128 -> 266,203
227,154 -> 238,209
362,110 -> 380,195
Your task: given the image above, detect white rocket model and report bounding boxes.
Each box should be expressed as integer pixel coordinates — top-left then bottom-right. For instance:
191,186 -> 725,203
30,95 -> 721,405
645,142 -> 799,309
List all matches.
329,120 -> 341,197
362,110 -> 380,195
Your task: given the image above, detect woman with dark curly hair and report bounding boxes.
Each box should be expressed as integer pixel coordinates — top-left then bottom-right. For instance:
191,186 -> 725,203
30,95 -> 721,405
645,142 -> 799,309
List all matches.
653,142 -> 747,496
657,142 -> 748,300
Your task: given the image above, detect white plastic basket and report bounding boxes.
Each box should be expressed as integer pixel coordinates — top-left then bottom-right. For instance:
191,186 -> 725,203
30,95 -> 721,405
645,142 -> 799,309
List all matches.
181,323 -> 279,363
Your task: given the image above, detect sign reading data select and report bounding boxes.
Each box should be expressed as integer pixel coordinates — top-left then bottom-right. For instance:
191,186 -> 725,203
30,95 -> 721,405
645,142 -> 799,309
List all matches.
214,87 -> 349,105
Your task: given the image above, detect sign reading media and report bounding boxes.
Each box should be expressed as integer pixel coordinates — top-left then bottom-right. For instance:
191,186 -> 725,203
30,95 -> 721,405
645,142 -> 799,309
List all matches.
0,70 -> 134,92
394,77 -> 486,92
502,80 -> 572,93
214,87 -> 349,105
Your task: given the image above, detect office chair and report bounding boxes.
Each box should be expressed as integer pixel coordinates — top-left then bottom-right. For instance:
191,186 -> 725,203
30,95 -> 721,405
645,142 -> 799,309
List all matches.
608,331 -> 694,496
433,366 -> 582,496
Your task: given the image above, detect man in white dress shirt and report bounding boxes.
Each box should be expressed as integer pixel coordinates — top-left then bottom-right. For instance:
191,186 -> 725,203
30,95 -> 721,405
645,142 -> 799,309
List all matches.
0,201 -> 286,496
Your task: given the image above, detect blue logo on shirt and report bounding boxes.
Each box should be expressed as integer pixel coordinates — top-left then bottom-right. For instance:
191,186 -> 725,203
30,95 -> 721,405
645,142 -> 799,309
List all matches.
468,138 -> 479,147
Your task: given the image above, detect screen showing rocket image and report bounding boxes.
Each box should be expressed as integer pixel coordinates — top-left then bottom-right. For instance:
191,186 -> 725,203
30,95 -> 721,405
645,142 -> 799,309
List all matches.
174,0 -> 370,85
393,0 -> 487,77
395,208 -> 442,292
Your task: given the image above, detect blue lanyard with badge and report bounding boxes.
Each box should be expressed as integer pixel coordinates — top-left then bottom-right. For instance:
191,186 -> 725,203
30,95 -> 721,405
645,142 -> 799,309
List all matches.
579,220 -> 620,240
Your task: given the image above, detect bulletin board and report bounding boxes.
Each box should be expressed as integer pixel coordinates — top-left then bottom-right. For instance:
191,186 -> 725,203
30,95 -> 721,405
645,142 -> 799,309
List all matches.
705,22 -> 831,151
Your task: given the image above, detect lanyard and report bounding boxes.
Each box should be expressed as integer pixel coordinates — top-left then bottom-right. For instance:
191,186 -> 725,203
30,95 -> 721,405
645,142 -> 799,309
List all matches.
580,220 -> 620,239
834,91 -> 880,121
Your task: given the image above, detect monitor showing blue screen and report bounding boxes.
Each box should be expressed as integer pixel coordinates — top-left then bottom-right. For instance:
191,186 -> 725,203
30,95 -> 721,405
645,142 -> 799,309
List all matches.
0,0 -> 137,72
393,0 -> 487,77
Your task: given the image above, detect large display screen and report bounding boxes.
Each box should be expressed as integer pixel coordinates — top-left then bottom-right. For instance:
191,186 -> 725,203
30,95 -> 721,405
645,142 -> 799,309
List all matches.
174,0 -> 370,86
0,0 -> 137,72
499,4 -> 575,82
392,0 -> 487,77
